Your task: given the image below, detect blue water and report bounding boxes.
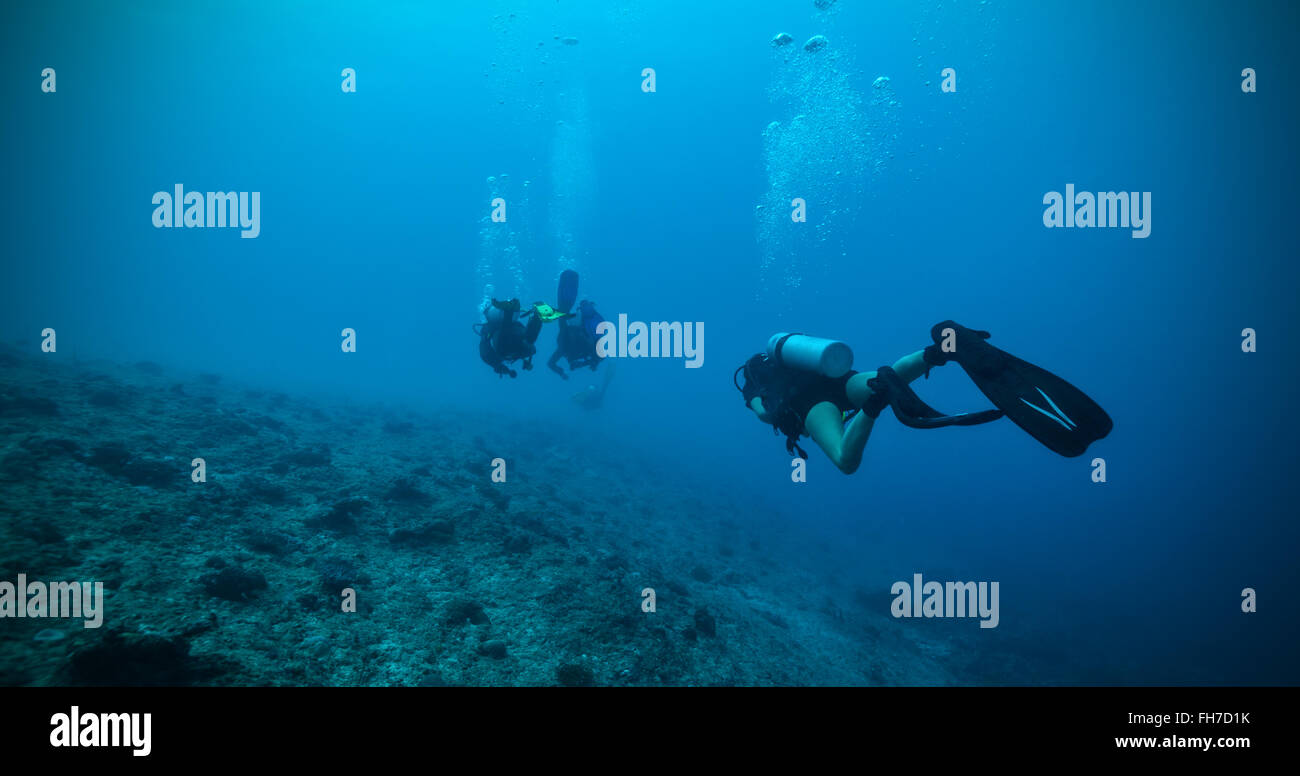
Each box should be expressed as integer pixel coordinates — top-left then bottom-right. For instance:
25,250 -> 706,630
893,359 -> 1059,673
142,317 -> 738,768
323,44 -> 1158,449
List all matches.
2,0 -> 1297,684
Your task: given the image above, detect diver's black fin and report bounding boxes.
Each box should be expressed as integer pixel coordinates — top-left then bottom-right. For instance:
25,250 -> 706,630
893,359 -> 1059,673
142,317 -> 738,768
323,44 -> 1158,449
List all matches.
557,269 -> 579,314
928,321 -> 1113,457
867,366 -> 1004,429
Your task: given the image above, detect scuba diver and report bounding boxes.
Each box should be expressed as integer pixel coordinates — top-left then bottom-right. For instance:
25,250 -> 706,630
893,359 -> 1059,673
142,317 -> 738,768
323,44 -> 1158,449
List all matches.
734,321 -> 1112,474
475,297 -> 566,378
547,299 -> 606,378
547,270 -> 604,378
571,351 -> 616,410
546,269 -> 616,409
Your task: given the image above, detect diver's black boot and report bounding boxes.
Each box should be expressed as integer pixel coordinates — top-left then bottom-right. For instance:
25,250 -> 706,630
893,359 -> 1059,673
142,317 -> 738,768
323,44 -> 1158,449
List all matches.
862,383 -> 890,419
867,365 -> 1002,429
923,321 -> 993,373
862,365 -> 904,419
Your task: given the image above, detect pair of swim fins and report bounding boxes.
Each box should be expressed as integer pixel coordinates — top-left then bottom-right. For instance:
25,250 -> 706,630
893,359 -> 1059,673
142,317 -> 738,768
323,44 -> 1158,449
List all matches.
921,321 -> 1113,458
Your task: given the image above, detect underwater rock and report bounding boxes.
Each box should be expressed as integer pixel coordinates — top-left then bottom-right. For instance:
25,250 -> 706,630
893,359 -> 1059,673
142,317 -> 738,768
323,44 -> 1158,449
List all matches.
384,477 -> 431,505
121,458 -> 178,489
248,413 -> 287,433
694,608 -> 717,638
444,597 -> 490,626
87,388 -> 128,408
299,634 -> 331,658
16,521 -> 64,545
87,442 -> 131,476
241,475 -> 290,506
771,32 -> 794,47
85,442 -> 177,489
690,565 -> 712,583
317,556 -> 367,592
0,394 -> 59,417
388,520 -> 454,547
417,670 -> 450,687
68,629 -> 198,686
199,566 -> 267,602
478,639 -> 508,659
280,446 -> 331,468
0,451 -> 38,481
555,663 -> 595,687
244,528 -> 300,556
311,498 -> 366,533
803,35 -> 828,52
502,531 -> 533,555
21,435 -> 81,459
177,613 -> 219,639
483,487 -> 510,512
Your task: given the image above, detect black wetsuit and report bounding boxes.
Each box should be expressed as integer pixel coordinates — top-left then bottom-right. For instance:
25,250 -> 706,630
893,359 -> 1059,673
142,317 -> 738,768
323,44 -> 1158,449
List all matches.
786,370 -> 859,422
738,356 -> 860,459
479,303 -> 542,378
548,318 -> 600,376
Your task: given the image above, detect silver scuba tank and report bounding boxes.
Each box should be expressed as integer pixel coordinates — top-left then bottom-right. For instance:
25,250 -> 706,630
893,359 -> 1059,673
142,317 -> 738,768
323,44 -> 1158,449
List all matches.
766,332 -> 854,378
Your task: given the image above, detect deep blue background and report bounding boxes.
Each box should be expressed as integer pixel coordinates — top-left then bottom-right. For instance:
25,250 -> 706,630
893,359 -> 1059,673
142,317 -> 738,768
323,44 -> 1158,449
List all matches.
3,0 -> 1296,683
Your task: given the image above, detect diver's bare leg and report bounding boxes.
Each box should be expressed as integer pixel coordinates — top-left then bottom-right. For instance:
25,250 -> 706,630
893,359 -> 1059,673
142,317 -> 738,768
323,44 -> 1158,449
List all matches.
845,350 -> 928,407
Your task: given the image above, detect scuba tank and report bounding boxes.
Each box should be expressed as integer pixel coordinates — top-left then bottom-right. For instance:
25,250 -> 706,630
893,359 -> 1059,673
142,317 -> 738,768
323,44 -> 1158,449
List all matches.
766,333 -> 853,378
579,300 -> 605,342
481,299 -> 525,354
483,302 -> 508,327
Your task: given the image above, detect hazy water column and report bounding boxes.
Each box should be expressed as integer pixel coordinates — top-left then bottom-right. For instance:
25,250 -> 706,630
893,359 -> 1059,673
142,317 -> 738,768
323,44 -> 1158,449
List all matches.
548,88 -> 596,280
476,174 -> 534,312
755,28 -> 899,306
481,8 -> 596,292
